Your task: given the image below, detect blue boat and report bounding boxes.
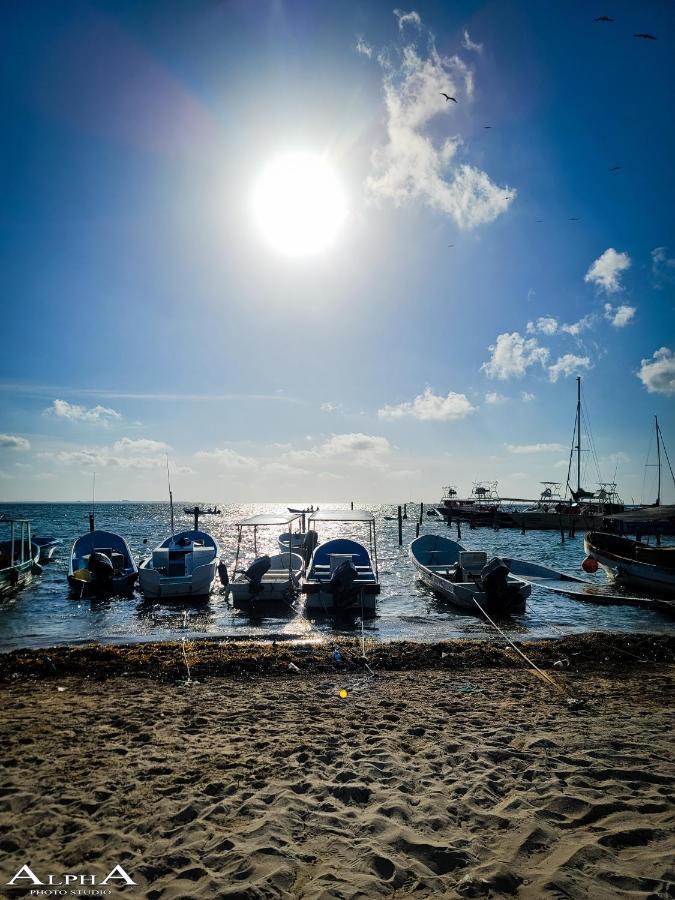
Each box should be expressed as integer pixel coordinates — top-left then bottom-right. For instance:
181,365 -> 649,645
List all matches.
68,529 -> 138,597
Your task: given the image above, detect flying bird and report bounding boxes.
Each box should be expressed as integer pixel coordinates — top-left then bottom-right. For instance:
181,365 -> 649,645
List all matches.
594,16 -> 613,22
609,165 -> 622,171
634,32 -> 656,40
448,244 -> 455,248
504,196 -> 512,200
484,125 -> 492,129
440,93 -> 457,103
535,219 -> 543,223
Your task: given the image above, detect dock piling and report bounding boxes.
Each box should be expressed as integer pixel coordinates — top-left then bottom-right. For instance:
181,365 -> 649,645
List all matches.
397,506 -> 403,546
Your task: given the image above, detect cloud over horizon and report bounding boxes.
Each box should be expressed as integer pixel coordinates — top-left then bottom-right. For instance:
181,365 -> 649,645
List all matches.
378,387 -> 475,421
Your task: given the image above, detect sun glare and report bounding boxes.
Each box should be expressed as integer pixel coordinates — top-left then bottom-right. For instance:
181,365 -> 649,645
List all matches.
251,152 -> 347,258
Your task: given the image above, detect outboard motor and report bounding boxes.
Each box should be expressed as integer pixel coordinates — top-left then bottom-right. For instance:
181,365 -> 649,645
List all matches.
303,530 -> 319,566
245,555 -> 271,595
326,559 -> 359,612
481,557 -> 518,613
88,551 -> 115,586
218,560 -> 229,587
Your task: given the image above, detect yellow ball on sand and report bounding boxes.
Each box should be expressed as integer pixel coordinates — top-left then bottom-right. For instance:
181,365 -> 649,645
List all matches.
339,689 -> 348,699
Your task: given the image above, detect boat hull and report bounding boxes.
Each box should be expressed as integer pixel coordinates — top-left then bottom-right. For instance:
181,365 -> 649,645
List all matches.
138,560 -> 217,599
0,550 -> 40,599
584,533 -> 675,597
509,510 -> 604,531
229,575 -> 299,609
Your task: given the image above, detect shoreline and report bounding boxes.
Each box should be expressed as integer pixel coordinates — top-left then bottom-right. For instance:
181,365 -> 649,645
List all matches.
1,632 -> 673,683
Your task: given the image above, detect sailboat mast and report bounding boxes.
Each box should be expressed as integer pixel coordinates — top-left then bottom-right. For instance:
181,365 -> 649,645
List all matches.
576,376 -> 581,495
166,456 -> 175,534
655,415 -> 661,507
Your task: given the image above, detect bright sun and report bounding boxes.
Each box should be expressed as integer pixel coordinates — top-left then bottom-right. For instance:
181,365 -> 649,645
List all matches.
251,152 -> 347,258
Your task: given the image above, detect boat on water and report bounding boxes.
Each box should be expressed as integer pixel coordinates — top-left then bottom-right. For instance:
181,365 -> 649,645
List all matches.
33,536 -> 62,562
278,529 -> 318,556
302,510 -> 380,615
68,529 -> 138,597
139,530 -> 220,599
584,531 -> 675,597
183,506 -> 221,516
227,514 -> 305,610
410,534 -> 530,615
438,482 -> 502,524
0,519 -> 41,599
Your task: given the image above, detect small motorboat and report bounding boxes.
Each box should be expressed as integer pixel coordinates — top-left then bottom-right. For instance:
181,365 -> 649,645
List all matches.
410,534 -> 530,615
302,510 -> 380,615
584,531 -> 675,597
183,506 -> 221,516
0,519 -> 41,599
139,530 -> 220,599
33,537 -> 61,562
278,529 -> 318,556
68,530 -> 138,597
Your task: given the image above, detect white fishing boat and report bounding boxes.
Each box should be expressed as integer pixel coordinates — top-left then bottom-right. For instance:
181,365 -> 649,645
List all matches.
227,514 -> 305,610
0,519 -> 41,599
139,530 -> 220,599
584,531 -> 675,597
33,537 -> 61,561
278,529 -> 318,555
68,529 -> 138,597
302,510 -> 380,615
410,534 -> 530,615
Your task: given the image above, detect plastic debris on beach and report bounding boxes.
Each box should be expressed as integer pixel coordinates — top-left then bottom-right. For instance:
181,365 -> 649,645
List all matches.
339,688 -> 348,699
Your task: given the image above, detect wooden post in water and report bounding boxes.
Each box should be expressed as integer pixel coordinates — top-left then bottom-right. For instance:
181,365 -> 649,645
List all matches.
403,503 -> 408,520
457,518 -> 462,540
559,515 -> 565,544
350,501 -> 354,511
416,522 -> 420,538
397,506 -> 403,546
419,502 -> 424,524
194,507 -> 199,532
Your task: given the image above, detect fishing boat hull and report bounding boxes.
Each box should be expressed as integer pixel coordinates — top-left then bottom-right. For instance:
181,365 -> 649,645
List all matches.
302,538 -> 380,616
68,530 -> 138,597
584,532 -> 675,597
229,552 -> 304,610
34,537 -> 61,561
0,544 -> 40,598
138,529 -> 220,600
138,560 -> 217,599
508,510 -> 604,531
410,534 -> 529,615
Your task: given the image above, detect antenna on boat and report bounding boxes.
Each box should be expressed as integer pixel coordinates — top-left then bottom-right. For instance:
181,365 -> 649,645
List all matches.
89,472 -> 96,532
166,456 -> 175,535
655,415 -> 661,506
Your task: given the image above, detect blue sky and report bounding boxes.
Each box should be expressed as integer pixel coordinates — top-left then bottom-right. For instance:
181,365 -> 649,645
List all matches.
1,0 -> 674,502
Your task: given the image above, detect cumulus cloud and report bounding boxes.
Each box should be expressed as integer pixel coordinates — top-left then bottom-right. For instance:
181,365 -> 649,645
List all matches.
291,433 -> 392,467
637,347 -> 675,395
194,448 -> 257,468
526,316 -> 558,336
355,35 -> 373,58
548,354 -> 591,382
320,402 -> 344,413
461,29 -> 483,53
0,434 -> 30,451
394,8 -> 421,31
604,303 -> 636,327
584,248 -> 631,294
651,246 -> 675,287
41,436 -> 168,469
378,387 -> 475,421
45,398 -> 122,426
520,392 -> 535,402
482,332 -> 549,380
364,12 -> 514,230
560,314 -> 596,336
505,442 -> 564,454
485,392 -> 509,405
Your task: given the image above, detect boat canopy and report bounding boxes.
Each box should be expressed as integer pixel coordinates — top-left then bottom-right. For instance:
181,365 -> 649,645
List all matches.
236,513 -> 302,527
308,510 -> 375,523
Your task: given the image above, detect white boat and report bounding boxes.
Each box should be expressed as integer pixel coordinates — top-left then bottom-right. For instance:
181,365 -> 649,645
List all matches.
68,529 -> 138,597
139,529 -> 220,599
410,534 -> 530,615
278,529 -> 318,555
0,519 -> 41,599
33,537 -> 61,561
584,531 -> 675,597
302,510 -> 380,615
227,514 -> 305,610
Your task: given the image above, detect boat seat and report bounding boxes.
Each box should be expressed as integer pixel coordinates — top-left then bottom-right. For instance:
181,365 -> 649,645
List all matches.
459,551 -> 487,573
329,553 -> 356,573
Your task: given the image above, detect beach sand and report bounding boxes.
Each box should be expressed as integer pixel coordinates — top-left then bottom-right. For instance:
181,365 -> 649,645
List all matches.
1,660 -> 673,899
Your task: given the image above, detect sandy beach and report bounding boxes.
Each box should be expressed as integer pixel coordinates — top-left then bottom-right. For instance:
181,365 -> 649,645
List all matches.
1,640 -> 674,899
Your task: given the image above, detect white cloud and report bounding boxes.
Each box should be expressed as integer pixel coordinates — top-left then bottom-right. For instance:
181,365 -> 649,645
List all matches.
548,353 -> 591,382
482,332 -> 549,380
603,303 -> 636,327
485,391 -> 509,405
378,387 -> 476,421
560,314 -> 596,336
520,391 -> 535,402
394,9 -> 421,31
461,29 -> 483,53
355,35 -> 373,58
320,402 -> 344,413
365,13 -> 513,230
41,436 -> 168,469
584,248 -> 631,294
651,246 -> 675,288
290,433 -> 392,467
0,434 -> 30,451
194,448 -> 257,469
526,316 -> 558,336
638,347 -> 675,395
505,442 -> 564,454
45,399 -> 122,426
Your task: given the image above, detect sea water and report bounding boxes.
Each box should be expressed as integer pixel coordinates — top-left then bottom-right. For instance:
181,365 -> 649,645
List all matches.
0,501 -> 672,650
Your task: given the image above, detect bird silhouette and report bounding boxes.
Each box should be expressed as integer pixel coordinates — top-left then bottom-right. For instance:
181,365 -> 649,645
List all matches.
609,165 -> 622,171
440,93 -> 457,103
504,196 -> 512,200
634,32 -> 656,40
484,125 -> 492,129
448,244 -> 455,248
594,16 -> 613,22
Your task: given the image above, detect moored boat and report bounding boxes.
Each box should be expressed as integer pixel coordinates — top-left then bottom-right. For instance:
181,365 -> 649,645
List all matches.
0,519 -> 41,599
584,531 -> 675,597
139,530 -> 220,599
302,510 -> 380,615
410,533 -> 530,615
33,537 -> 61,562
68,529 -> 138,597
